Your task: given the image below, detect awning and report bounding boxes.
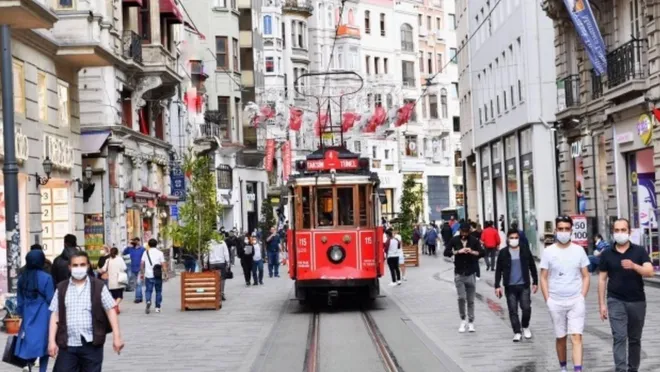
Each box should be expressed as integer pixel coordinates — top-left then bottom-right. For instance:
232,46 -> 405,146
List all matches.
125,191 -> 156,200
122,0 -> 143,7
80,131 -> 110,155
158,195 -> 180,205
159,0 -> 183,23
141,186 -> 161,195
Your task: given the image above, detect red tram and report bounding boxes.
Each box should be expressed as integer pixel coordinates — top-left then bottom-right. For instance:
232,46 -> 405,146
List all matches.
286,147 -> 385,304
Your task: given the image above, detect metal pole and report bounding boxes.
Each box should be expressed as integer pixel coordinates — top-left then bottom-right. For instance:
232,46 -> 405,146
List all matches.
1,25 -> 20,293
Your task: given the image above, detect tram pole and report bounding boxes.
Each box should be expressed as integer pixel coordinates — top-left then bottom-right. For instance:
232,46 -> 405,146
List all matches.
1,25 -> 20,293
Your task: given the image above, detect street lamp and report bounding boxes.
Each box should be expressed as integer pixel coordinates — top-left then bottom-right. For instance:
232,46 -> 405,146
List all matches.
74,164 -> 94,192
34,157 -> 52,188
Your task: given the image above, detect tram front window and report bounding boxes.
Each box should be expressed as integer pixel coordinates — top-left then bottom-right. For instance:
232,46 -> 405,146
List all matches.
337,187 -> 354,226
317,188 -> 333,226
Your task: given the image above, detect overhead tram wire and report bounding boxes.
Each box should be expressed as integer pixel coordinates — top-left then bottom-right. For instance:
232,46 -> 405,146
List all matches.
412,0 -> 503,109
320,0 -> 348,97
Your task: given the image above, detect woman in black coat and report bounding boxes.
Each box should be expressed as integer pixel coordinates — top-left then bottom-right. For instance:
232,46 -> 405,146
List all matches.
237,233 -> 254,286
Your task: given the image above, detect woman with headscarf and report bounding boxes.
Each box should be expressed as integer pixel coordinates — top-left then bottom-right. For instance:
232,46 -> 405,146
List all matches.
100,246 -> 128,314
14,249 -> 54,372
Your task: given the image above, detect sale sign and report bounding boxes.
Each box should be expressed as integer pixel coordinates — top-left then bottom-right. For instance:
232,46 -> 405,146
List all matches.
264,139 -> 275,172
282,141 -> 291,181
571,215 -> 588,247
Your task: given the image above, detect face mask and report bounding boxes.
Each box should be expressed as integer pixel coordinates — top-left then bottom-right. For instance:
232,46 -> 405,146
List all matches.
509,239 -> 519,247
71,266 -> 88,280
556,232 -> 571,244
613,233 -> 630,245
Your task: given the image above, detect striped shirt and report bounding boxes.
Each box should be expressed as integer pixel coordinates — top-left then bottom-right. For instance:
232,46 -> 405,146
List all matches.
49,277 -> 116,347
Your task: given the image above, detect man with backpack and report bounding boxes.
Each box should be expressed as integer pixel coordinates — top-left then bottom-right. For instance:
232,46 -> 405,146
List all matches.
140,239 -> 167,314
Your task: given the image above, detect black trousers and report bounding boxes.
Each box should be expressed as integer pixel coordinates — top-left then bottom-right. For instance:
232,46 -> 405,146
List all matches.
241,258 -> 253,283
505,285 -> 532,334
53,341 -> 103,372
387,257 -> 401,282
428,245 -> 437,255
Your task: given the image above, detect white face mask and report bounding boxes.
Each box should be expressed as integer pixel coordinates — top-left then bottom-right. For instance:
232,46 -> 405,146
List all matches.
71,266 -> 88,280
509,239 -> 519,247
556,231 -> 572,244
613,232 -> 630,245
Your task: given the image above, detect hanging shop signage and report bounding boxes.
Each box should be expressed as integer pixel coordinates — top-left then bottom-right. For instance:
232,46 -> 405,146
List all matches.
264,139 -> 275,172
306,150 -> 359,171
492,163 -> 502,179
282,140 -> 291,181
482,167 -> 489,180
0,128 -> 28,163
170,164 -> 186,201
521,153 -> 533,171
170,205 -> 179,219
570,140 -> 582,159
571,215 -> 588,247
44,135 -> 74,170
637,114 -> 653,146
616,131 -> 634,144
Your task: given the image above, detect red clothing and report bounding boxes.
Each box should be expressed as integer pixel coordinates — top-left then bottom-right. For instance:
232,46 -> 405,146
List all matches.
481,227 -> 500,249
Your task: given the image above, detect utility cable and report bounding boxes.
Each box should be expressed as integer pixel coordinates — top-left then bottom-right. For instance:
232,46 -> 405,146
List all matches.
320,0 -> 348,96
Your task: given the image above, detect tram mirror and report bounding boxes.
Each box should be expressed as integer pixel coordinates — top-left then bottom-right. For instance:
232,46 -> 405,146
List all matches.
377,189 -> 387,204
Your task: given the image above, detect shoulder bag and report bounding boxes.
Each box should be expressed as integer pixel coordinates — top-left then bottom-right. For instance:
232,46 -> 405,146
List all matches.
2,335 -> 27,368
146,251 -> 163,279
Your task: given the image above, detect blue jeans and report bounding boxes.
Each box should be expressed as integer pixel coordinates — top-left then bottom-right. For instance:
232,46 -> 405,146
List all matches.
588,255 -> 599,272
145,277 -> 163,308
128,271 -> 142,301
184,257 -> 196,272
268,251 -> 280,277
252,259 -> 264,284
53,343 -> 103,372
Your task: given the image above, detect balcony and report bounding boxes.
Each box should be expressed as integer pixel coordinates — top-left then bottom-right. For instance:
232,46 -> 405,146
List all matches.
604,39 -> 647,102
590,69 -> 603,100
556,74 -> 580,120
0,0 -> 56,29
51,12 -> 120,67
122,30 -> 142,65
291,47 -> 310,62
141,44 -> 181,83
282,0 -> 313,16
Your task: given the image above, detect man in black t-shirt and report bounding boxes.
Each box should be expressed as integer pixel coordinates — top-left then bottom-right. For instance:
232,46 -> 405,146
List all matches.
598,218 -> 654,372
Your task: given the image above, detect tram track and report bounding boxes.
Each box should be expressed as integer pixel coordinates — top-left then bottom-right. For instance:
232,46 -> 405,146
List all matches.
303,310 -> 404,372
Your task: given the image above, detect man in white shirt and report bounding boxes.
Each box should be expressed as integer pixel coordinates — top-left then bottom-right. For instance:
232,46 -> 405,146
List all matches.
140,239 -> 167,314
539,216 -> 590,372
208,237 -> 231,301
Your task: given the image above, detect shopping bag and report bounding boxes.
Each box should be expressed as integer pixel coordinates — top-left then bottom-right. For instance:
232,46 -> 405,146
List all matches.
2,335 -> 27,368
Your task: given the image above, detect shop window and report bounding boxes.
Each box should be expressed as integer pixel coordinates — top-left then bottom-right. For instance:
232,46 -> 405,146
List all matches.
380,188 -> 394,219
337,187 -> 354,225
317,188 -> 334,226
37,72 -> 47,122
13,59 -> 24,115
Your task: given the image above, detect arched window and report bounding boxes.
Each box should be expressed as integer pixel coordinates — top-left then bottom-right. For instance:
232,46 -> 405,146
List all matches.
440,88 -> 448,118
348,9 -> 354,25
263,15 -> 272,35
400,24 -> 413,52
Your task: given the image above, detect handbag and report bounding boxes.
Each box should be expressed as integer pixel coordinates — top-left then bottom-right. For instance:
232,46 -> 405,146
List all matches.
117,271 -> 129,286
2,335 -> 27,368
225,267 -> 233,279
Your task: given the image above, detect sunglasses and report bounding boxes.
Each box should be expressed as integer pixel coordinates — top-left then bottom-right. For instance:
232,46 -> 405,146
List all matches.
556,215 -> 573,223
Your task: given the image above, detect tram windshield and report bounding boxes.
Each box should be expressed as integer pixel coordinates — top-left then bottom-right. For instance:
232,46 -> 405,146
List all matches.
295,184 -> 373,229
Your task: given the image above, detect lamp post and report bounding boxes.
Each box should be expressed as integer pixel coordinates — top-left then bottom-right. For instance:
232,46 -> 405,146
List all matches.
1,24 -> 20,292
35,157 -> 53,188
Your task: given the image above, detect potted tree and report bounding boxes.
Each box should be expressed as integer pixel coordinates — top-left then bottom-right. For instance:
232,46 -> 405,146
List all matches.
397,175 -> 422,267
3,296 -> 20,334
165,153 -> 223,311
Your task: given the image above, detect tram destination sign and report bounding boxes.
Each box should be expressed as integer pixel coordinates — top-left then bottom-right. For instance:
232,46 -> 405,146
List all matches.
306,150 -> 359,171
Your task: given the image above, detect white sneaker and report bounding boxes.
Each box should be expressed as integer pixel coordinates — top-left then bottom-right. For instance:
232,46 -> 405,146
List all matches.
403,276 -> 407,281
476,277 -> 481,281
513,333 -> 522,342
389,282 -> 397,287
468,323 -> 475,332
458,321 -> 467,333
397,280 -> 402,285
523,328 -> 532,339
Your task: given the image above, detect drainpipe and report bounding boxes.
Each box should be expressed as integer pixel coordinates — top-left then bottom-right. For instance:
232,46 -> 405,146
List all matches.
1,25 -> 19,292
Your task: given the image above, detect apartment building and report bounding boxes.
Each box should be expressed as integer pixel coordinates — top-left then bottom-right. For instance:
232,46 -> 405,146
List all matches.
461,0 -> 558,256
542,0 -> 659,251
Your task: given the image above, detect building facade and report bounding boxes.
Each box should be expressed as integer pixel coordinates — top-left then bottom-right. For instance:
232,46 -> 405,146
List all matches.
461,0 -> 558,256
542,0 -> 660,256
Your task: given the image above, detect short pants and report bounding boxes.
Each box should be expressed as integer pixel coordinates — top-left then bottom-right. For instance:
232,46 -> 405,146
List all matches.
547,295 -> 586,338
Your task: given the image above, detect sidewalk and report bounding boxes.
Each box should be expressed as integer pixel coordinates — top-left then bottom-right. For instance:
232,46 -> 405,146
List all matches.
0,265 -> 294,372
382,255 -> 660,372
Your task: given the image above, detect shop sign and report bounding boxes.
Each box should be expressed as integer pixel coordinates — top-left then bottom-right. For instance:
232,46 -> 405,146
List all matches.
571,215 -> 588,247
247,193 -> 256,201
0,128 -> 28,163
492,163 -> 502,179
616,131 -> 634,144
637,114 -> 653,146
44,135 -> 74,170
481,167 -> 489,179
521,153 -> 533,171
170,164 -> 186,201
570,141 -> 582,159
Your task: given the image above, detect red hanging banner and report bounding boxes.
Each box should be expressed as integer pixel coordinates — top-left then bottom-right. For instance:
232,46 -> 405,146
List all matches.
395,102 -> 415,127
314,113 -> 329,135
282,141 -> 292,181
363,106 -> 386,133
289,107 -> 303,131
264,139 -> 275,171
341,112 -> 360,132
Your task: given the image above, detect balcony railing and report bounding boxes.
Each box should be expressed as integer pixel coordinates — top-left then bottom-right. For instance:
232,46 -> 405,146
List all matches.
122,30 -> 142,64
198,122 -> 224,139
283,0 -> 313,13
591,69 -> 603,100
606,39 -> 647,88
561,74 -> 580,108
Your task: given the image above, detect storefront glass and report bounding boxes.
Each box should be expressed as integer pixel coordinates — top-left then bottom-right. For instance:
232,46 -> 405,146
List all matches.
628,148 -> 656,229
519,128 -> 536,254
380,189 -> 394,220
480,147 -> 492,221
492,142 -> 503,225
505,135 -> 518,225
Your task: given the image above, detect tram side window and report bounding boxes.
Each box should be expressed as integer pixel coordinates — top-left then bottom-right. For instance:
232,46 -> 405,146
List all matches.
302,187 -> 311,229
358,185 -> 368,226
337,187 -> 354,226
317,188 -> 334,226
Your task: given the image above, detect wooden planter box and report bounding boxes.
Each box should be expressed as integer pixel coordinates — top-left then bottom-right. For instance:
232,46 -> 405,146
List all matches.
403,245 -> 419,267
180,271 -> 221,311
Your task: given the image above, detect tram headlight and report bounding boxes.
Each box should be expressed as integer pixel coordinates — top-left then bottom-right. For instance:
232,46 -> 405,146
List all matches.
327,245 -> 346,264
